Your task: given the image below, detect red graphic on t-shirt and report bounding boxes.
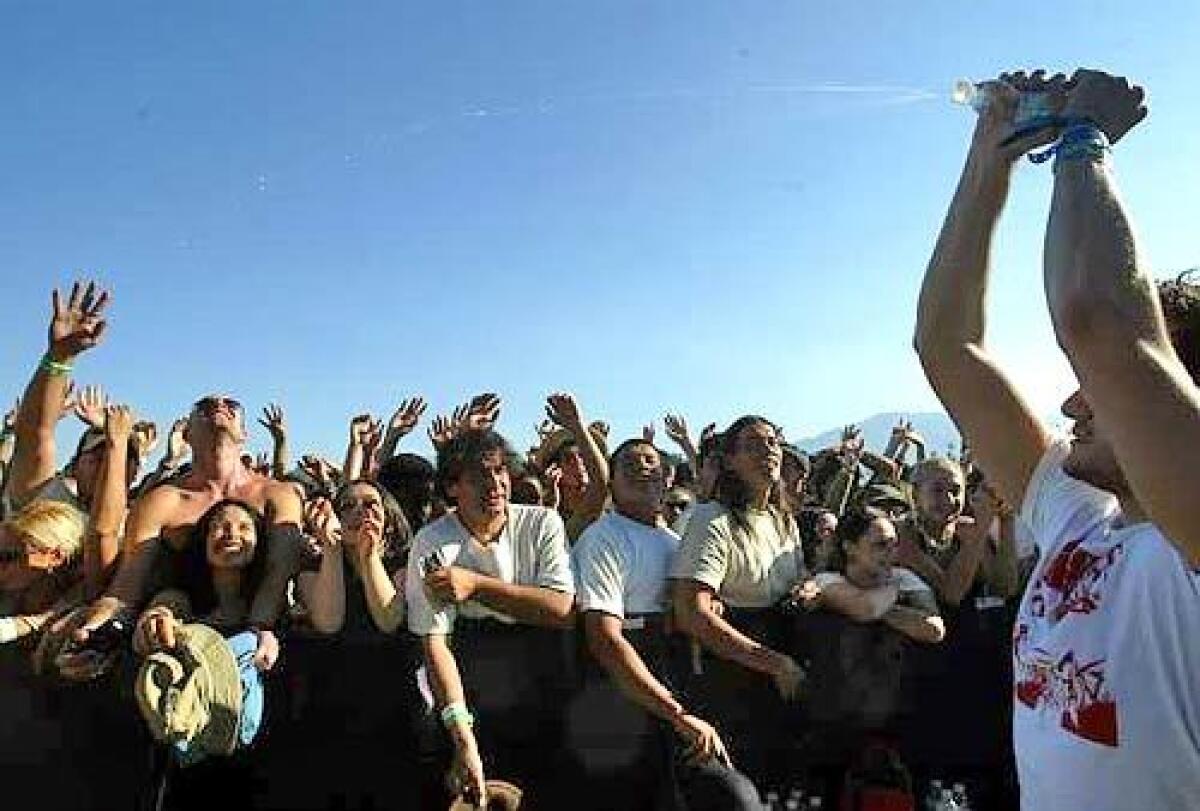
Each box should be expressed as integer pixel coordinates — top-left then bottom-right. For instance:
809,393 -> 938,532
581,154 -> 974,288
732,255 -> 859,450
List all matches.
1031,539 -> 1122,621
1014,537 -> 1124,748
1014,644 -> 1119,747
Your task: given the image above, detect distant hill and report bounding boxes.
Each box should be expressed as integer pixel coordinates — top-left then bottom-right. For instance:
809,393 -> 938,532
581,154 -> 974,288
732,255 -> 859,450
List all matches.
794,411 -> 961,457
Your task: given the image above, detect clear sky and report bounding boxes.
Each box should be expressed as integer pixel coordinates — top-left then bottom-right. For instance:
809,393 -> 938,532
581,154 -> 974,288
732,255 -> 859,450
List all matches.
2,1 -> 1197,463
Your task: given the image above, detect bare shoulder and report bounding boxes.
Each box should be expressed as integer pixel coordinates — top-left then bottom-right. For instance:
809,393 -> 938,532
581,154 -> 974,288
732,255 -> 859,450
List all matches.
263,477 -> 303,523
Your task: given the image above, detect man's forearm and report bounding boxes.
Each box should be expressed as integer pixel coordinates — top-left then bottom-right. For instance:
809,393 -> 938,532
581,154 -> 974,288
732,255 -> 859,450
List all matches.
587,622 -> 684,724
681,600 -> 779,677
471,577 -> 573,627
85,445 -> 127,599
915,153 -> 1009,356
270,438 -> 289,481
249,525 -> 303,627
881,606 -> 945,643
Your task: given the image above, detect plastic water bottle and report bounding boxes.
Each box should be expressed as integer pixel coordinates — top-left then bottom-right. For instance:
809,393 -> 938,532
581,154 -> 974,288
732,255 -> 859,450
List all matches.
807,797 -> 823,809
925,780 -> 945,811
765,790 -> 781,811
951,78 -> 1055,132
785,800 -> 800,811
951,783 -> 971,810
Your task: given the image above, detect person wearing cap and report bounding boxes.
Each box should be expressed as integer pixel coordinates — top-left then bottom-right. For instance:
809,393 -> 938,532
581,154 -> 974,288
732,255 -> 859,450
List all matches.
406,427 -> 575,809
571,437 -> 761,810
530,393 -> 609,543
670,415 -> 806,794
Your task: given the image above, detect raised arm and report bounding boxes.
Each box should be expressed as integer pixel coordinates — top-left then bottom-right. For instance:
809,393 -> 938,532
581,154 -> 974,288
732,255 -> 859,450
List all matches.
545,392 -> 609,521
914,75 -> 1060,507
1043,72 -> 1200,565
258,404 -> 290,480
85,404 -> 134,599
664,413 -> 701,475
343,414 -> 380,482
7,282 -> 111,504
379,397 -> 427,462
296,498 -> 346,634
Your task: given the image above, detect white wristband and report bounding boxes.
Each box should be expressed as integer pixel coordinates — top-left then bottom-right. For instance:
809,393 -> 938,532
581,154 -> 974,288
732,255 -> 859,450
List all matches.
0,617 -> 22,644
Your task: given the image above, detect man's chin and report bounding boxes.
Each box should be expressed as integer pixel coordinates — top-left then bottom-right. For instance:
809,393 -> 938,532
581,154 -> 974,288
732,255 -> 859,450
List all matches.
1062,451 -> 1123,495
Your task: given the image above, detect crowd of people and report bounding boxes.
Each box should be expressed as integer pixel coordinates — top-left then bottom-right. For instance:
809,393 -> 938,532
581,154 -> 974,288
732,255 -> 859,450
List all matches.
1,68 -> 1197,811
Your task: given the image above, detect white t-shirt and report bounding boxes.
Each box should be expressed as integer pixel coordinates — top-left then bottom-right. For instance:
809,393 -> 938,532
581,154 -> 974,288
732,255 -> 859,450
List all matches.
1014,439 -> 1200,810
405,505 -> 575,636
670,501 -> 803,609
813,567 -> 930,596
573,512 -> 678,620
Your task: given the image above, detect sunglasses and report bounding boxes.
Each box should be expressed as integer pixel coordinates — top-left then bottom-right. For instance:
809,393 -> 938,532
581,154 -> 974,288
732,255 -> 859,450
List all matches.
664,500 -> 692,510
192,396 -> 243,415
0,545 -> 28,565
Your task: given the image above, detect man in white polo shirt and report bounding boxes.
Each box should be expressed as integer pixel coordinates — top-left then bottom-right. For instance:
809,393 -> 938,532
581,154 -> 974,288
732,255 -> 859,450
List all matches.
571,437 -> 761,810
916,68 -> 1200,809
406,428 -> 575,809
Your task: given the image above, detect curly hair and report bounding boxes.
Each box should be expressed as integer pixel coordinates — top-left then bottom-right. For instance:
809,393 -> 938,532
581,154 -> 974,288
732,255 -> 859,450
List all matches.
1158,271 -> 1200,381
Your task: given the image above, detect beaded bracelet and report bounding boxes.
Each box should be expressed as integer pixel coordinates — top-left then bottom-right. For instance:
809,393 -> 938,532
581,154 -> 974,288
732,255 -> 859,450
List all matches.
440,701 -> 475,729
40,354 -> 74,376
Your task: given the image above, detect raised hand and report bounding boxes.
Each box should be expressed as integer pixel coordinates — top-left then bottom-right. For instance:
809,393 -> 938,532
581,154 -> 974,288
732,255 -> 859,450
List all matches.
300,455 -> 338,488
131,421 -> 159,460
388,397 -> 427,437
258,403 -> 287,442
1060,68 -> 1147,144
304,498 -> 343,551
642,423 -> 656,445
545,392 -> 584,431
165,418 -> 190,465
971,71 -> 1071,164
664,413 -> 691,447
253,452 -> 271,475
73,384 -> 108,429
463,392 -> 501,431
48,282 -> 111,362
55,384 -> 76,423
104,404 -> 135,444
348,414 -> 382,446
699,422 -> 717,445
540,462 -> 562,510
428,414 -> 457,451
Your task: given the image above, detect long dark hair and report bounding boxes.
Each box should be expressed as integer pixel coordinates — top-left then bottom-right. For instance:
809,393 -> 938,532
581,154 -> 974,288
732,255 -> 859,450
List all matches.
334,479 -> 413,574
826,507 -> 888,574
176,499 -> 270,618
714,415 -> 794,537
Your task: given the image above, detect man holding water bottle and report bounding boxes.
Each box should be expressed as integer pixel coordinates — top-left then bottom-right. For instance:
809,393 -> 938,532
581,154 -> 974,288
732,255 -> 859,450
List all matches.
915,68 -> 1200,810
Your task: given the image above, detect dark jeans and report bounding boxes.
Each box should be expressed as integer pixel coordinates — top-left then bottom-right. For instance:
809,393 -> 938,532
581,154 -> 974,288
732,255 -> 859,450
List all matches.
440,620 -> 574,811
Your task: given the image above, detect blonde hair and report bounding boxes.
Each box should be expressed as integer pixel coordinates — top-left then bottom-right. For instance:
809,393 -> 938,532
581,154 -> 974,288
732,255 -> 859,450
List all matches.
6,499 -> 88,563
910,457 -> 964,489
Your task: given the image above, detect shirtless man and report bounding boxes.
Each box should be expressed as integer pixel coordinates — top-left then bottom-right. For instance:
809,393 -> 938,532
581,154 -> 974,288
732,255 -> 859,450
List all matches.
53,393 -> 303,674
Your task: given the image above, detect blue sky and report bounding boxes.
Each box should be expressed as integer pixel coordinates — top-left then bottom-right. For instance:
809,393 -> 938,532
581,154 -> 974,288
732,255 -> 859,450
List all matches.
2,2 -> 1198,463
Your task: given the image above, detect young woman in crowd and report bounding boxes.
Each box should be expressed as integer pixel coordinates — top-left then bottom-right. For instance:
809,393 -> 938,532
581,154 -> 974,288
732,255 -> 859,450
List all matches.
259,478 -> 427,810
798,508 -> 943,797
670,415 -> 807,794
894,457 -> 1019,808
